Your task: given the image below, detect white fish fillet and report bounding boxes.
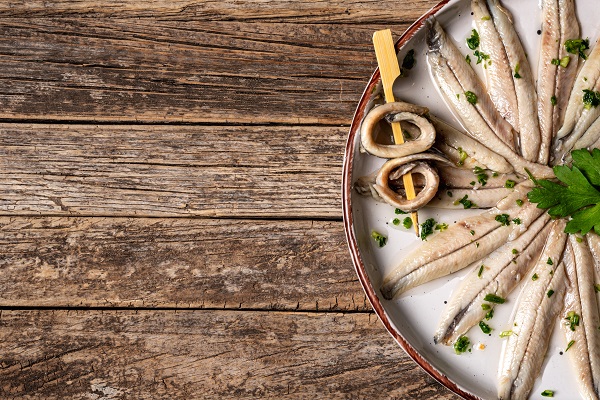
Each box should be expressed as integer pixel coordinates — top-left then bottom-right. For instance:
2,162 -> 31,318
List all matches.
497,219 -> 568,400
560,236 -> 600,400
434,213 -> 551,345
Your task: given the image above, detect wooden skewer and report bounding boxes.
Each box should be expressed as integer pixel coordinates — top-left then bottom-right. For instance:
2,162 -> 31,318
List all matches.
372,29 -> 420,236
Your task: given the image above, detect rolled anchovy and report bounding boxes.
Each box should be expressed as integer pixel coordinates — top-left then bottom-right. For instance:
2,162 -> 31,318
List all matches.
360,102 -> 435,158
561,236 -> 600,400
427,19 -> 553,179
497,219 -> 568,400
486,0 -> 541,162
434,213 -> 551,345
537,0 -> 580,164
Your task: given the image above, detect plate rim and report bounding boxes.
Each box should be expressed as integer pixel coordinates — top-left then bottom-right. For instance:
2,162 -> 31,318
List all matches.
341,1 -> 481,398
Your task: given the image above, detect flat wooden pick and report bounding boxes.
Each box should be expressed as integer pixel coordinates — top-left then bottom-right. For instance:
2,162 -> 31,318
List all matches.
372,29 -> 419,236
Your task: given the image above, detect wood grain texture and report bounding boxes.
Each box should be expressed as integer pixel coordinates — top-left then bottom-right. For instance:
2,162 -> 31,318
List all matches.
0,123 -> 343,218
0,0 -> 439,124
0,309 -> 458,399
0,217 -> 368,311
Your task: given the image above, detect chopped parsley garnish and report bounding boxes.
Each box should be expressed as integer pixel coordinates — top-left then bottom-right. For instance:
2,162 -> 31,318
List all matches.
392,218 -> 400,226
447,190 -> 453,197
566,311 -> 580,331
512,218 -> 521,225
532,273 -> 539,281
474,166 -> 488,186
595,283 -> 600,293
583,89 -> 600,109
505,179 -> 516,188
512,249 -> 518,254
516,199 -> 524,207
395,208 -> 407,215
484,294 -> 506,304
457,147 -> 468,166
420,218 -> 436,241
453,335 -> 471,354
466,29 -> 480,50
481,303 -> 491,311
541,389 -> 554,397
465,91 -> 478,105
371,230 -> 387,247
481,15 -> 491,21
478,265 -> 485,278
499,330 -> 513,338
527,149 -> 600,236
551,56 -> 570,67
551,95 -> 557,106
495,214 -> 511,226
465,54 -> 472,64
485,309 -> 494,320
435,223 -> 448,232
547,289 -> 555,297
455,195 -> 476,209
576,236 -> 583,243
514,63 -> 522,78
565,340 -> 575,352
547,257 -> 553,265
474,49 -> 491,66
402,217 -> 412,229
565,38 -> 590,59
479,321 -> 492,334
470,230 -> 476,236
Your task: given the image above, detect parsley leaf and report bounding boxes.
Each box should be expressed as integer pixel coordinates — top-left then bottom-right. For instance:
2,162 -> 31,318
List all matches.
527,149 -> 600,235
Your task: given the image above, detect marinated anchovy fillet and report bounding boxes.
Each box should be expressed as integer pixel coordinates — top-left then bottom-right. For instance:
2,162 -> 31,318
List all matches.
434,213 -> 551,345
380,184 -> 542,299
537,0 -> 580,164
431,115 -> 513,173
427,20 -> 553,178
472,0 -> 519,130
428,187 -> 514,209
486,0 -> 541,162
497,219 -> 568,400
561,236 -> 600,400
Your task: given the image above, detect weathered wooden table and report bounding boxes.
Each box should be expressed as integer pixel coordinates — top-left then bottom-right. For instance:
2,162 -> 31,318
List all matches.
0,1 -> 460,398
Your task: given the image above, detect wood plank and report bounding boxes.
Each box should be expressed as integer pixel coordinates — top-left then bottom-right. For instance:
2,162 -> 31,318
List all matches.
0,3 -> 437,124
0,217 -> 369,311
0,123 -> 343,218
0,309 -> 459,399
0,1 -> 438,23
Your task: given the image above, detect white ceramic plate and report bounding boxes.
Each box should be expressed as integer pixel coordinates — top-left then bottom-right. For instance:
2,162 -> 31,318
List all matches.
342,1 -> 600,399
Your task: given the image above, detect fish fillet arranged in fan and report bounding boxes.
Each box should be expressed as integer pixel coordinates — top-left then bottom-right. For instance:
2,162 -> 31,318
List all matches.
472,0 -> 541,161
497,220 -> 568,400
426,19 -> 553,178
537,0 -> 580,164
559,236 -> 600,400
434,213 -> 550,345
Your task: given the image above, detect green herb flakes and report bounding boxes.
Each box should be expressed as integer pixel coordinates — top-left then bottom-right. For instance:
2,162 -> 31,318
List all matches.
551,56 -> 570,67
403,217 -> 412,230
420,218 -> 436,241
565,38 -> 590,59
479,321 -> 492,334
505,179 -> 516,188
547,289 -> 555,297
512,249 -> 518,254
478,265 -> 485,278
513,218 -> 522,225
532,273 -> 539,281
514,63 -> 522,78
516,199 -> 524,207
565,340 -> 575,352
594,283 -> 600,293
395,208 -> 407,215
484,294 -> 506,304
447,190 -> 453,197
392,218 -> 400,226
485,309 -> 494,320
453,335 -> 471,354
541,389 -> 554,397
465,54 -> 472,64
495,214 -> 511,226
566,311 -> 580,331
465,91 -> 478,105
457,147 -> 468,166
499,330 -> 513,338
470,230 -> 476,236
547,257 -> 553,265
455,194 -> 476,209
481,303 -> 491,311
435,223 -> 448,232
583,89 -> 600,109
466,29 -> 480,50
371,230 -> 387,247
551,95 -> 557,106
